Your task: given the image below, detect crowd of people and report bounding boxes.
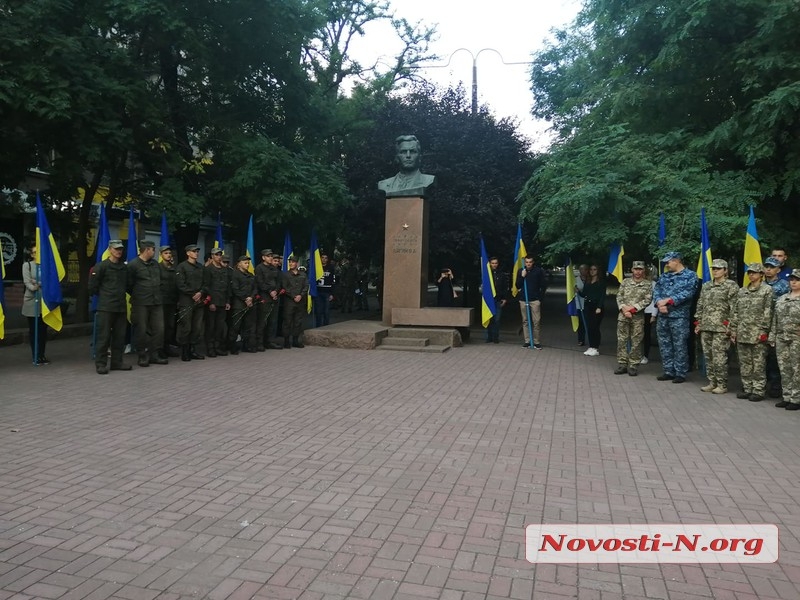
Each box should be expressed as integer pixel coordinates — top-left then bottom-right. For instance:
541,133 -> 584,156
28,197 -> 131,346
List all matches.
69,241 -> 368,374
611,248 -> 800,410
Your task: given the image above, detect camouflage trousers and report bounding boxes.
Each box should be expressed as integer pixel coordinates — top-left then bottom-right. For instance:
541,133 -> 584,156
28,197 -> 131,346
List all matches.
700,331 -> 731,387
776,339 -> 800,405
616,315 -> 645,367
736,342 -> 768,395
657,317 -> 690,378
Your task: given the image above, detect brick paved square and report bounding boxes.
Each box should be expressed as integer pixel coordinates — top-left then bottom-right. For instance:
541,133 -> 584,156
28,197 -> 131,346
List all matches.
2,302 -> 800,598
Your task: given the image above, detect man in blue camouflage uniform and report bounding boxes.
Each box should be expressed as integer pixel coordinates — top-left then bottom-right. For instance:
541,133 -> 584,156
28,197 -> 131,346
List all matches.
653,251 -> 699,383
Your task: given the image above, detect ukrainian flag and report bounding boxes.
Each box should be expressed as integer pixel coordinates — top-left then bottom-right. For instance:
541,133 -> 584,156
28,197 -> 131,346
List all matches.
743,205 -> 762,268
282,231 -> 293,271
35,194 -> 66,331
608,243 -> 624,283
214,212 -> 223,249
125,206 -> 138,321
245,215 -> 255,274
308,230 -> 324,314
696,208 -> 712,282
565,257 -> 579,332
91,203 -> 111,311
511,223 -> 528,298
480,236 -> 497,328
159,211 -> 169,262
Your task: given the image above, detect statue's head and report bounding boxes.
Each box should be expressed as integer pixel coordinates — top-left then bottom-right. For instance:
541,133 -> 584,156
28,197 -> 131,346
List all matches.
395,135 -> 422,171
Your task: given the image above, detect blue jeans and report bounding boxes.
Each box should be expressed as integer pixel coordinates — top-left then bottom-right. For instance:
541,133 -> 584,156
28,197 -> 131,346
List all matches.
313,293 -> 331,327
487,304 -> 503,341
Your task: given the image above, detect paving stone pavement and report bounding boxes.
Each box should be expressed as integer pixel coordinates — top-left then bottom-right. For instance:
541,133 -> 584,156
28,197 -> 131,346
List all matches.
2,295 -> 800,599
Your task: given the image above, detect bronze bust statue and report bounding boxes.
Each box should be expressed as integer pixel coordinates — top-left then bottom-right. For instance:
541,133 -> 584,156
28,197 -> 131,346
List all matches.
378,135 -> 435,198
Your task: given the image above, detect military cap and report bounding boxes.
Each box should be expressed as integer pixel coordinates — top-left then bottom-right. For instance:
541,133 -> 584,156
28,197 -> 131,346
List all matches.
288,255 -> 298,262
159,245 -> 172,253
237,255 -> 251,262
662,251 -> 682,262
210,247 -> 223,255
139,240 -> 155,249
790,268 -> 800,280
109,240 -> 125,249
261,248 -> 273,256
632,261 -> 645,269
764,257 -> 781,267
221,254 -> 230,262
746,262 -> 765,273
185,244 -> 200,252
711,258 -> 728,269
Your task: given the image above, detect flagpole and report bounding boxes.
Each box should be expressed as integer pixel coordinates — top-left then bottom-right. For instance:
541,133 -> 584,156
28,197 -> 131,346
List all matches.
34,263 -> 40,365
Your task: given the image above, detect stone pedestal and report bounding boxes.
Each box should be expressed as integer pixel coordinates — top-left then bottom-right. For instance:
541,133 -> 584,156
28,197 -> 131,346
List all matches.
382,196 -> 429,324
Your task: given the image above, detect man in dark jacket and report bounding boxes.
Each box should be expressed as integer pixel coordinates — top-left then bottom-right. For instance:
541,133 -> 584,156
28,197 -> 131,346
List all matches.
281,255 -> 309,348
158,245 -> 179,358
515,255 -> 547,348
203,247 -> 231,357
228,256 -> 257,353
313,253 -> 335,326
175,244 -> 206,361
255,249 -> 274,350
487,257 -> 508,343
128,240 -> 167,367
89,240 -> 131,374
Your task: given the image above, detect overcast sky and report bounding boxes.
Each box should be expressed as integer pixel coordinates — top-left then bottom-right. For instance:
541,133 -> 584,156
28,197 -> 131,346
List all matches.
349,0 -> 582,150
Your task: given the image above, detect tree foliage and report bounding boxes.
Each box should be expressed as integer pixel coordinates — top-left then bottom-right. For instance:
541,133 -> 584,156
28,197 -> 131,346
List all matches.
522,0 -> 800,263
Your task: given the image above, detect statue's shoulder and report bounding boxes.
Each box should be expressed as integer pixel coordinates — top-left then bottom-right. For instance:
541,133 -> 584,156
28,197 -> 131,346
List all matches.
419,173 -> 435,185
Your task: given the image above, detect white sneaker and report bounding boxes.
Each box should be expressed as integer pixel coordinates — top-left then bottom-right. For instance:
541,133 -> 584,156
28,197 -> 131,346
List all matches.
583,348 -> 592,355
589,348 -> 600,356
640,357 -> 649,365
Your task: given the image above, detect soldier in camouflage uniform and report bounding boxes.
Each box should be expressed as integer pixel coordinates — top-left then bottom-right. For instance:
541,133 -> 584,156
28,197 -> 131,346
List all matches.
764,256 -> 789,397
653,252 -> 699,383
694,258 -> 739,394
614,261 -> 653,376
771,269 -> 800,410
730,263 -> 773,401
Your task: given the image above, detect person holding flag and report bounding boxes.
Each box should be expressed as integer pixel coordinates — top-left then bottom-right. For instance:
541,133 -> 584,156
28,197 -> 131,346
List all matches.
515,255 -> 546,349
486,257 -> 507,343
89,240 -> 131,374
21,241 -> 50,364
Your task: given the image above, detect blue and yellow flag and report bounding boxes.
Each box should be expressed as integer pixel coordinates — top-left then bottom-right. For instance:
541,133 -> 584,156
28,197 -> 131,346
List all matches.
308,230 -> 324,313
126,206 -> 139,262
91,204 -> 111,311
658,213 -> 667,247
282,231 -> 293,271
608,243 -> 624,283
159,211 -> 169,262
565,257 -> 579,332
214,212 -> 224,250
696,208 -> 712,282
744,205 -> 762,268
480,236 -> 497,328
0,236 -> 5,339
511,223 -> 528,298
35,194 -> 66,331
245,215 -> 255,274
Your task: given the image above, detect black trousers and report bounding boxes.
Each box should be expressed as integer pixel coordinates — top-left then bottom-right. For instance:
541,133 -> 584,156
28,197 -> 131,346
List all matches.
27,316 -> 47,361
132,304 -> 164,359
282,298 -> 306,337
585,304 -> 604,349
205,306 -> 228,352
96,311 -> 127,368
228,301 -> 256,350
176,302 -> 204,346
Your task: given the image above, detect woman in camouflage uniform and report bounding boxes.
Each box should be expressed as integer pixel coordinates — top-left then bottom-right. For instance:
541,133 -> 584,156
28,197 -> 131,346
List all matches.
730,263 -> 774,402
694,259 -> 739,394
771,269 -> 800,410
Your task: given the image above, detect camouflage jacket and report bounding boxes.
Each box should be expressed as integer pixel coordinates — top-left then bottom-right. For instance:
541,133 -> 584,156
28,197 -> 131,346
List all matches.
695,279 -> 739,332
616,277 -> 653,321
730,283 -> 773,343
769,293 -> 800,344
653,268 -> 699,319
767,278 -> 790,299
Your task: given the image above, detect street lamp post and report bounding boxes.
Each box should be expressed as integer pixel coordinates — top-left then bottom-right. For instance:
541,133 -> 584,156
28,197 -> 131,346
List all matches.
421,48 -> 531,115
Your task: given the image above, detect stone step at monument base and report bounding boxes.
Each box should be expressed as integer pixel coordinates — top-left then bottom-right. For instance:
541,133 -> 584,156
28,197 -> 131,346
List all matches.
385,327 -> 462,348
382,336 -> 429,347
376,343 -> 450,353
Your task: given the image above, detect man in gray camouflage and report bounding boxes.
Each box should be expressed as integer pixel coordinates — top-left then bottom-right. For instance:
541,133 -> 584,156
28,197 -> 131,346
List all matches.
614,261 -> 653,376
694,258 -> 739,394
730,263 -> 774,401
771,269 -> 800,410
